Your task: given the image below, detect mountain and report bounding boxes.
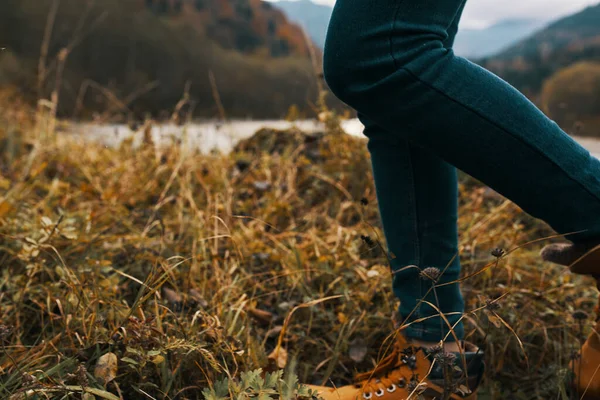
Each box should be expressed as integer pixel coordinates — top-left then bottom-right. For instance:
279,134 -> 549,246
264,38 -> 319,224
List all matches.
453,19 -> 547,58
0,0 -> 328,119
272,2 -> 546,59
480,3 -> 600,96
275,0 -> 333,48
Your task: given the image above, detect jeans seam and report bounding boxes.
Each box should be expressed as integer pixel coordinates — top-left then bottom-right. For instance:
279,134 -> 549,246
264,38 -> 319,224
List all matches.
389,0 -> 406,71
404,146 -> 420,265
405,146 -> 421,265
397,65 -> 600,207
405,144 -> 424,324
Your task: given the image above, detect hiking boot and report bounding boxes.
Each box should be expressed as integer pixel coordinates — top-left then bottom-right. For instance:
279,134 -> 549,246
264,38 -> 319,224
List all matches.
570,291 -> 600,399
306,332 -> 484,400
542,242 -> 600,397
541,240 -> 600,275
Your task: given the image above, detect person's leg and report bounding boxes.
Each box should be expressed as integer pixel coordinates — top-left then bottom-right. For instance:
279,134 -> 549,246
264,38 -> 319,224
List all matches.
357,1 -> 469,345
324,0 -> 600,249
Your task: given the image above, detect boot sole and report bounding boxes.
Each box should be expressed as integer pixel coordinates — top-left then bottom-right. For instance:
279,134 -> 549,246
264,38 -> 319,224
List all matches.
569,244 -> 600,275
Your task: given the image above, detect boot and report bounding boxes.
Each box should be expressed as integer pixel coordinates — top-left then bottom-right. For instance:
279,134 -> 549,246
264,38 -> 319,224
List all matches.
541,241 -> 600,397
306,332 -> 484,400
570,290 -> 600,399
540,240 -> 600,275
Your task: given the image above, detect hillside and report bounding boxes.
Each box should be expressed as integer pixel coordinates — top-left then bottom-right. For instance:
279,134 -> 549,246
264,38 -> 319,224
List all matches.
480,3 -> 600,96
454,19 -> 547,58
145,0 -> 310,57
0,0 -> 326,119
275,0 -> 333,49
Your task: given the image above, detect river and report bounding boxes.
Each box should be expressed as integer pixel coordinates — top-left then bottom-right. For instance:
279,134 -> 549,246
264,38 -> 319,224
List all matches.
69,119 -> 600,159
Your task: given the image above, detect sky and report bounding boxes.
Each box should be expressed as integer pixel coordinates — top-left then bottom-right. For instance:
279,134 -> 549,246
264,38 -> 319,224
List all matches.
269,0 -> 599,29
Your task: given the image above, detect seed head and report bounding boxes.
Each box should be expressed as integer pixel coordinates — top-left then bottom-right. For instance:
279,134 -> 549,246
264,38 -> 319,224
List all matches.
407,378 -> 426,394
573,310 -> 589,321
401,353 -> 418,370
21,372 -> 37,387
407,380 -> 418,392
235,160 -> 250,172
361,235 -> 374,246
420,267 -> 442,282
111,331 -> 123,342
491,248 -> 506,258
434,351 -> 457,367
76,363 -> 89,387
485,298 -> 501,311
0,324 -> 12,339
425,344 -> 443,357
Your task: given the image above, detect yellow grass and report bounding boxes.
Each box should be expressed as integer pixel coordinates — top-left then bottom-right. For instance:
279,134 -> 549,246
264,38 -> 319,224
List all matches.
0,88 -> 597,399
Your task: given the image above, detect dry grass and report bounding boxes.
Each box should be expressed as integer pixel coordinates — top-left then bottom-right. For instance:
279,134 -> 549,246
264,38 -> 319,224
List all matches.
0,88 -> 598,399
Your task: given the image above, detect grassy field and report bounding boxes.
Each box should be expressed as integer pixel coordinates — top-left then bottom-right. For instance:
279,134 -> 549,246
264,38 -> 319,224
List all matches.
0,87 -> 598,399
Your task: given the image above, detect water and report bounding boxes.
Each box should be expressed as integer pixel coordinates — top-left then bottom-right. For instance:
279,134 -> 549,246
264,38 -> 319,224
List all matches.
69,119 -> 366,154
69,119 -> 600,159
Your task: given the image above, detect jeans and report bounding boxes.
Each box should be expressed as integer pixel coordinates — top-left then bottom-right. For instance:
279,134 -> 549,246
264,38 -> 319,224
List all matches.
323,0 -> 600,342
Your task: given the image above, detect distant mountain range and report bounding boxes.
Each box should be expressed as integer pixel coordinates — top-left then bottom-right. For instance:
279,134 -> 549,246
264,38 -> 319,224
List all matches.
273,0 -> 600,95
273,0 -> 548,58
275,0 -> 332,49
454,19 -> 548,58
481,3 -> 600,95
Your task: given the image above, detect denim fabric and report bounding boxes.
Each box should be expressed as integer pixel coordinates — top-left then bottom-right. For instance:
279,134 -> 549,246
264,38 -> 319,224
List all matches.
324,0 -> 600,342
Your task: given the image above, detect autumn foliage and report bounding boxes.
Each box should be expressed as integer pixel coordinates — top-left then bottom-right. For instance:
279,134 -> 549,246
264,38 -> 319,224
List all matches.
0,0 -> 322,119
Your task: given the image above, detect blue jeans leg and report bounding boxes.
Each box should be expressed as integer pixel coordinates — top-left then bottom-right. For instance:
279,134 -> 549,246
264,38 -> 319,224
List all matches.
356,1 -> 467,342
325,0 -> 600,341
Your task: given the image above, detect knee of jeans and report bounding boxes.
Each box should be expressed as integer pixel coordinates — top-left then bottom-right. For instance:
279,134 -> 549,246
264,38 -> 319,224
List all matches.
323,39 -> 442,109
322,48 -> 390,109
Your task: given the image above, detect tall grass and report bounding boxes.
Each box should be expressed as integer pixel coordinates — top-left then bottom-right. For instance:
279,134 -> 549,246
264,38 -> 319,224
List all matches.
0,88 -> 597,399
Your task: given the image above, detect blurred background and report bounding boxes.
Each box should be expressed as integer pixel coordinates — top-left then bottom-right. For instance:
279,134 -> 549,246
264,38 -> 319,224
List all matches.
1,0 -> 600,138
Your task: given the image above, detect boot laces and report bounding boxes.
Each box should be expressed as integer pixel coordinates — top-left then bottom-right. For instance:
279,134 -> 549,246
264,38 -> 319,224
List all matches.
353,345 -> 421,398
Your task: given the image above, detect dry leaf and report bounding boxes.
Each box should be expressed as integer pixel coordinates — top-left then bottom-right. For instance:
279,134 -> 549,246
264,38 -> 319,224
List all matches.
486,311 -> 502,328
151,354 -> 165,365
268,346 -> 288,369
94,352 -> 118,385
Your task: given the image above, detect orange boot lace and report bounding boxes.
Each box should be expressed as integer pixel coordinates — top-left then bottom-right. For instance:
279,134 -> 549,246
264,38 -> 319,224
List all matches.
352,344 -> 426,398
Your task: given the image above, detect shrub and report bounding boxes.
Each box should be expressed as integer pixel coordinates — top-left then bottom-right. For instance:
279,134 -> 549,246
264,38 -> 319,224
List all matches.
541,61 -> 600,137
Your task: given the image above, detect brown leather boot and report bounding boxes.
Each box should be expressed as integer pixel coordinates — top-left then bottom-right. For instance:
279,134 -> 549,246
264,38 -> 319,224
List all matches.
541,242 -> 600,397
306,332 -> 484,400
540,241 -> 600,275
570,291 -> 600,399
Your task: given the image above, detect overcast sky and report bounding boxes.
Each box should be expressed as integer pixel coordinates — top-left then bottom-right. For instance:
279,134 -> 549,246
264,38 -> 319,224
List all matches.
270,0 -> 599,28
